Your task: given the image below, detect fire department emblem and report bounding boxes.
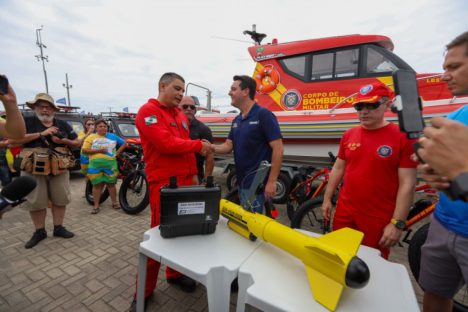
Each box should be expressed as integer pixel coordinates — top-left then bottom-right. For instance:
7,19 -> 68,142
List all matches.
281,89 -> 302,110
360,84 -> 373,95
377,145 -> 392,157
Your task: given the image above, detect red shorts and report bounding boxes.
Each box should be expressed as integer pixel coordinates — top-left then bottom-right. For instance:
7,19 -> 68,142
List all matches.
333,200 -> 391,259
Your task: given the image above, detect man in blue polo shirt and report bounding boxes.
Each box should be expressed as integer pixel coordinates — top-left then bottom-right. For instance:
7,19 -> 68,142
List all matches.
214,75 -> 283,213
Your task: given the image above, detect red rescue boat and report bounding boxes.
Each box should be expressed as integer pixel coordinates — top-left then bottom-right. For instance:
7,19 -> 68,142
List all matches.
199,29 -> 467,164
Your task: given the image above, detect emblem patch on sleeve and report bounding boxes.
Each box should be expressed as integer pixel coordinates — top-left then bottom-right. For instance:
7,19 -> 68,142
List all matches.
145,115 -> 157,125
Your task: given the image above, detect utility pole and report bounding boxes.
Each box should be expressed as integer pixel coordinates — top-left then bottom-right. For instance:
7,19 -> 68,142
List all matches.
35,26 -> 49,93
62,73 -> 72,106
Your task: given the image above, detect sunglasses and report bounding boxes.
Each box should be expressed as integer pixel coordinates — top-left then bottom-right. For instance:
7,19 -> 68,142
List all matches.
182,104 -> 196,110
354,102 -> 382,111
86,123 -> 95,126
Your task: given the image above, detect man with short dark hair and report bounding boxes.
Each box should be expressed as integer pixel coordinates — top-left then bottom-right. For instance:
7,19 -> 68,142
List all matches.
9,93 -> 80,248
322,81 -> 417,259
179,95 -> 214,183
417,31 -> 468,312
130,72 -> 212,311
214,75 -> 283,213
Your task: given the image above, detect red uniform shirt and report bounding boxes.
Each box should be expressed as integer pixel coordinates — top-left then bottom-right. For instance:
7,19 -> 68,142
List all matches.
136,99 -> 201,183
337,123 -> 417,219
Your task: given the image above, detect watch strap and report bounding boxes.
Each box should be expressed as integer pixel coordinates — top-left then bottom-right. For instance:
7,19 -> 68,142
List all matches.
448,172 -> 468,201
391,218 -> 406,230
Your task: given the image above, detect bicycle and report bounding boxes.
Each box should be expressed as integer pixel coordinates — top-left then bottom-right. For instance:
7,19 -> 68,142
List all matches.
288,166 -> 336,234
118,154 -> 148,215
286,152 -> 336,221
85,144 -> 149,215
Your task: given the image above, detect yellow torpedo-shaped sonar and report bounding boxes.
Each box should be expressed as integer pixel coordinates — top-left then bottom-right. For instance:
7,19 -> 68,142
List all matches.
220,199 -> 370,311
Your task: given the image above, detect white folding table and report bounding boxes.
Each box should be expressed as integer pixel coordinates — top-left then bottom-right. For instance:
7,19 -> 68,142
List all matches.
236,231 -> 419,312
136,217 -> 262,312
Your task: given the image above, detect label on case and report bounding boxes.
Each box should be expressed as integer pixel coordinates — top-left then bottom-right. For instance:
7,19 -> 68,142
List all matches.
178,202 -> 205,215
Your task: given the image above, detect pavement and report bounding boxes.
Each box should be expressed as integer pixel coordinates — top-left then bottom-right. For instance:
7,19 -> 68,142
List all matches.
0,167 -> 424,311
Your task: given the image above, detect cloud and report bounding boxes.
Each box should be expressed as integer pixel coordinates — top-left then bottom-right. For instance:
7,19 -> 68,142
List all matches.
1,0 -> 466,113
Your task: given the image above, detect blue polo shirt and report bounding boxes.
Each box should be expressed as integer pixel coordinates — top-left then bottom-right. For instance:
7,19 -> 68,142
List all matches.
434,105 -> 468,237
228,103 -> 282,189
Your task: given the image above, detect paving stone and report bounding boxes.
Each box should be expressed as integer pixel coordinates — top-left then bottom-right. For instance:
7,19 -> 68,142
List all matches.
85,280 -> 105,293
89,300 -> 114,312
0,170 -> 424,311
25,287 -> 48,303
4,290 -> 28,306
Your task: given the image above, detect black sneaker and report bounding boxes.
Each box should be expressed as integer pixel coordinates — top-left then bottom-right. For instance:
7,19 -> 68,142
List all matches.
128,299 -> 138,312
53,225 -> 74,238
167,275 -> 196,292
128,297 -> 150,312
25,228 -> 47,249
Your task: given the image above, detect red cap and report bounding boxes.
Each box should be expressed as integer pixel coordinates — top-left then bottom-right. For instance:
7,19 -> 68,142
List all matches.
353,82 -> 394,105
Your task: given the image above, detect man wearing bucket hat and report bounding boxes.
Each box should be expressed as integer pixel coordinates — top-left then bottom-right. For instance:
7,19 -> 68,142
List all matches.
9,92 -> 80,248
321,81 -> 417,259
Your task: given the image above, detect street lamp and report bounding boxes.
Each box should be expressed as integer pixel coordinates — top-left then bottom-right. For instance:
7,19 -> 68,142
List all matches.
35,26 -> 49,93
62,73 -> 73,106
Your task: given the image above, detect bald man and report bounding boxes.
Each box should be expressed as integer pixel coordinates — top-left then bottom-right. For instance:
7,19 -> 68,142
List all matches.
179,96 -> 214,183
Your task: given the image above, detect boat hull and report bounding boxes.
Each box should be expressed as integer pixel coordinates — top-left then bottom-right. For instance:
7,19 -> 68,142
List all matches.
200,98 -> 468,165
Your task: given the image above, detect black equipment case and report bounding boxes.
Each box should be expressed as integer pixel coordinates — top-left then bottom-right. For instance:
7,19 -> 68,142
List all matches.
159,176 -> 221,238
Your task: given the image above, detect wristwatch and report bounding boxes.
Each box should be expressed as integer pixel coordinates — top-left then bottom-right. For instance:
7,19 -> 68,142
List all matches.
391,218 -> 406,230
449,172 -> 468,201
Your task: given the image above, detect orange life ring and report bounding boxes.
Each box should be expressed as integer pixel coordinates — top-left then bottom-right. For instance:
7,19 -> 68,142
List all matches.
254,65 -> 280,94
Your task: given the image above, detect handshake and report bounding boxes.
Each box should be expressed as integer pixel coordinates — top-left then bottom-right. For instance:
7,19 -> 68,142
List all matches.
199,139 -> 216,156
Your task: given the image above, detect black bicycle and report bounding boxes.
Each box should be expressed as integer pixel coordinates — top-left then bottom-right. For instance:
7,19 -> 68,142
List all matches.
85,145 -> 149,214
118,158 -> 148,215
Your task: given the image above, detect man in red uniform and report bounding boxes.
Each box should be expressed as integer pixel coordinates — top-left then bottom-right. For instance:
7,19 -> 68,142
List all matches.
130,72 -> 211,310
322,81 -> 417,259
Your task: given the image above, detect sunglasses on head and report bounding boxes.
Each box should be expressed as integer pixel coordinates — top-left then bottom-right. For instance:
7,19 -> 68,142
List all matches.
354,102 -> 382,111
182,104 -> 196,110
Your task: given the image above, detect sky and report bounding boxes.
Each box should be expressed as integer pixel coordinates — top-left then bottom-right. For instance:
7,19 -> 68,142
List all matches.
0,0 -> 466,114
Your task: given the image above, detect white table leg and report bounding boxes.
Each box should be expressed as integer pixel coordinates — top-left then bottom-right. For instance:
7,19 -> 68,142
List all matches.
236,271 -> 254,312
205,267 -> 234,312
136,253 -> 148,312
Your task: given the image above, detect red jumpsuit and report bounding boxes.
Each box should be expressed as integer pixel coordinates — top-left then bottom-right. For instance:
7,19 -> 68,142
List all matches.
135,99 -> 201,298
332,123 -> 416,258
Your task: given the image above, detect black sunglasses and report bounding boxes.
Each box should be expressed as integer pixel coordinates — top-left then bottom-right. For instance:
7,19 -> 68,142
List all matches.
354,102 -> 381,111
182,104 -> 196,110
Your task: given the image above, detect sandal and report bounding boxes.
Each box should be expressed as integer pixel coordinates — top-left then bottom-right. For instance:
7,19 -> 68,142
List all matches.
91,207 -> 100,214
112,203 -> 120,210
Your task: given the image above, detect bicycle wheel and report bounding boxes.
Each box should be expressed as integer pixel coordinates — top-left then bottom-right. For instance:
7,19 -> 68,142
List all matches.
286,174 -> 305,221
85,180 -> 109,205
408,223 -> 468,312
290,197 -> 328,234
119,171 -> 149,215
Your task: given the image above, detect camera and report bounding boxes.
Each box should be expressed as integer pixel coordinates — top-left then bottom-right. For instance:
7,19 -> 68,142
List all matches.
54,130 -> 67,139
0,75 -> 8,95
